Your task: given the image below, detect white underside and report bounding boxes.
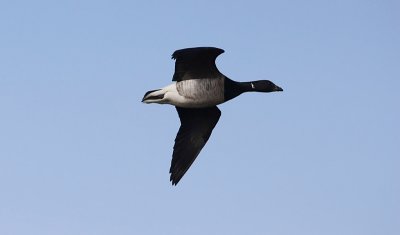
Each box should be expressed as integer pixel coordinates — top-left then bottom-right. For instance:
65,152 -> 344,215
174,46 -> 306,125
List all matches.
143,81 -> 224,108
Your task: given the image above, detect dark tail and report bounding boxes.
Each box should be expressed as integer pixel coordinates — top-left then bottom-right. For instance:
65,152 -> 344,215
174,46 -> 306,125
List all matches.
142,89 -> 162,102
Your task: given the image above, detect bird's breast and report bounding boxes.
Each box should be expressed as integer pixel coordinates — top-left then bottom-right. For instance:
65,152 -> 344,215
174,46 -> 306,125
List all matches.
172,78 -> 224,108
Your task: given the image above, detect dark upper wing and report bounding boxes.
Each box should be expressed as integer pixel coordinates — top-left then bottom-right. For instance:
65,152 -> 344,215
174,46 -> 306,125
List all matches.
171,47 -> 225,82
170,106 -> 221,185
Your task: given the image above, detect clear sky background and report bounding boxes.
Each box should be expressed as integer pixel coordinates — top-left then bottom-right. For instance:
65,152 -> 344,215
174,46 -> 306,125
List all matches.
1,0 -> 399,234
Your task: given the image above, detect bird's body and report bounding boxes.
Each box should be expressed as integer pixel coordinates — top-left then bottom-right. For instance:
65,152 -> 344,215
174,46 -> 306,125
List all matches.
144,78 -> 225,108
142,47 -> 283,185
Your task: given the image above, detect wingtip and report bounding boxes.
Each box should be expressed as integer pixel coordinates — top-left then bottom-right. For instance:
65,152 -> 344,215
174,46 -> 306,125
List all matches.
169,169 -> 183,186
169,176 -> 179,186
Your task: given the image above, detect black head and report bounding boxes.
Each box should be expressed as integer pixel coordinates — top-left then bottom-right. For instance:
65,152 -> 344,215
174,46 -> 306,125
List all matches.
251,80 -> 283,92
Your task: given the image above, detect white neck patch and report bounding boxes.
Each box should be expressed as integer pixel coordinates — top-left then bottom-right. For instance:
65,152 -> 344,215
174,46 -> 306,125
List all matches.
251,83 -> 255,89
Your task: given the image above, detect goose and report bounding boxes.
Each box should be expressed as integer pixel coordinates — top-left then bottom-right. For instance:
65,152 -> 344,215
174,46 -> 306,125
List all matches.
142,47 -> 283,185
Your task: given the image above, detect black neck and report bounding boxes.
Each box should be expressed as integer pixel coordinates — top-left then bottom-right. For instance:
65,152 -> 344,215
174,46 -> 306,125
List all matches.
224,77 -> 282,102
236,81 -> 259,92
224,78 -> 259,102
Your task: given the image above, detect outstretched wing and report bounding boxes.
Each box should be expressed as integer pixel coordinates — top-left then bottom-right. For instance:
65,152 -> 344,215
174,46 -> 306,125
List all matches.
170,106 -> 221,185
171,47 -> 225,82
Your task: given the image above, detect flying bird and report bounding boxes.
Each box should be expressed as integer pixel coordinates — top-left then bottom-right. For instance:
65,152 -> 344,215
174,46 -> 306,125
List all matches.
142,47 -> 283,185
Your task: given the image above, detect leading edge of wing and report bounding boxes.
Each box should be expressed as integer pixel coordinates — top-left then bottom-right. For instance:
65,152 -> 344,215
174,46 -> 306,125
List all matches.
172,47 -> 224,60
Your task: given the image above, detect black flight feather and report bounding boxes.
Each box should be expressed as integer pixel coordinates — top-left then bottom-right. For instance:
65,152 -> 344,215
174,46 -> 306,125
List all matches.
170,106 -> 221,185
171,47 -> 225,82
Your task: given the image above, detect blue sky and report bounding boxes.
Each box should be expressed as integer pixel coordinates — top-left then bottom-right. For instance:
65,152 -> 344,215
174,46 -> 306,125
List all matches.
1,0 -> 399,234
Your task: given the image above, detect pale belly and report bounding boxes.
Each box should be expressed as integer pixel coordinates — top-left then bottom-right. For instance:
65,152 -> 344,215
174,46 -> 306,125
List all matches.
164,79 -> 225,108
